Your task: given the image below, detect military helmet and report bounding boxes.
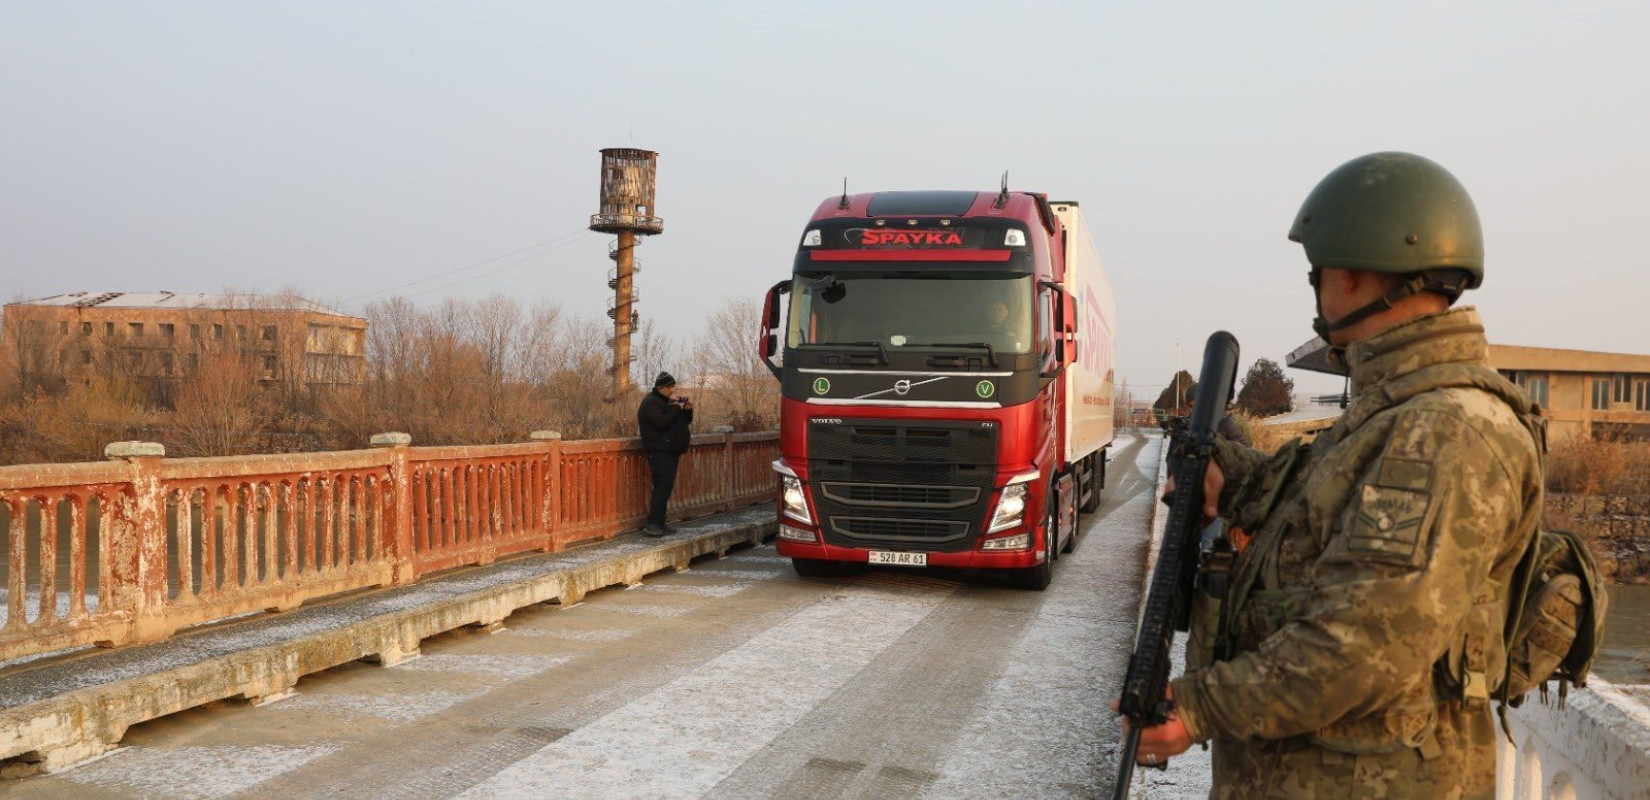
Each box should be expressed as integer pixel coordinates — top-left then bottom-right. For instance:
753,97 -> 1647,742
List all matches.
1288,152 -> 1483,289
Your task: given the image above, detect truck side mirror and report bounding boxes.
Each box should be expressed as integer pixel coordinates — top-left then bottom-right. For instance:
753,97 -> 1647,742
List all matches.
759,280 -> 790,380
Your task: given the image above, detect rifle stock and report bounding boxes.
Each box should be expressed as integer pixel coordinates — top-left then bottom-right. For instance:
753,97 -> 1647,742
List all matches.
1111,331 -> 1239,799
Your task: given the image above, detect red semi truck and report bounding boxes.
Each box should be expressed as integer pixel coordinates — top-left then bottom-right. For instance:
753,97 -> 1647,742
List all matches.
758,189 -> 1116,589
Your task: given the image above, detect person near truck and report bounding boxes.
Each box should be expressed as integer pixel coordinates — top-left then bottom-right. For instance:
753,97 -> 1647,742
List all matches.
1125,152 -> 1542,799
637,371 -> 693,537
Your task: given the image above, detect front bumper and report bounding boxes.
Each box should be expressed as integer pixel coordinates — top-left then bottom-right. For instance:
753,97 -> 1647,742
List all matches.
776,537 -> 1046,569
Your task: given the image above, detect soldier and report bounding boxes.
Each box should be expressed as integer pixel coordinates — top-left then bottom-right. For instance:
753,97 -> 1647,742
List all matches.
1128,152 -> 1545,798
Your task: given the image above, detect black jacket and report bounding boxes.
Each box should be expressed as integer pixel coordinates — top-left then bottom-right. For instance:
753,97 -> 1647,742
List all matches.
637,390 -> 693,454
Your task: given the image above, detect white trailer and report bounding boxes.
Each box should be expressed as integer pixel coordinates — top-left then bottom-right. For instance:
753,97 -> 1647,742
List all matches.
1052,201 -> 1117,510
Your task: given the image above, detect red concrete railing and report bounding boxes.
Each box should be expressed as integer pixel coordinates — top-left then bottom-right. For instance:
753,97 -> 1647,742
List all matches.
0,429 -> 778,663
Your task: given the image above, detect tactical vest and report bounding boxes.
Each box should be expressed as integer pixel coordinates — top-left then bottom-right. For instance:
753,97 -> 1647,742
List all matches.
1201,365 -> 1602,754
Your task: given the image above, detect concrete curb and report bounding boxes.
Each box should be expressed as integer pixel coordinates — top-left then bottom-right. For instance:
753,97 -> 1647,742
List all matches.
0,510 -> 777,777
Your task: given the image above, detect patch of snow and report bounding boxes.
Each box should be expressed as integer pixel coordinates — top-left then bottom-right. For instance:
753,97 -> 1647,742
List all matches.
600,603 -> 695,618
637,581 -> 755,598
457,578 -> 954,798
0,589 -> 100,628
394,654 -> 570,681
504,627 -> 635,642
274,689 -> 479,723
59,744 -> 340,798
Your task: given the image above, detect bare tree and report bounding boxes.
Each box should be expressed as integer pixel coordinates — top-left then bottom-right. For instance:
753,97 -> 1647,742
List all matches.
634,317 -> 677,390
692,297 -> 778,431
0,372 -> 156,465
170,348 -> 274,457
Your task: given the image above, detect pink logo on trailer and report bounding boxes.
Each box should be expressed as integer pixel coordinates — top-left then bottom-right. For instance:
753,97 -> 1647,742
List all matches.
1079,285 -> 1114,378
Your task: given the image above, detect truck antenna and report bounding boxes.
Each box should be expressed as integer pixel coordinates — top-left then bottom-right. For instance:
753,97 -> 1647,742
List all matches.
839,177 -> 850,210
995,171 -> 1010,208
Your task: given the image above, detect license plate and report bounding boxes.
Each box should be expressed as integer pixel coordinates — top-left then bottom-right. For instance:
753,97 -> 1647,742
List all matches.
868,550 -> 927,567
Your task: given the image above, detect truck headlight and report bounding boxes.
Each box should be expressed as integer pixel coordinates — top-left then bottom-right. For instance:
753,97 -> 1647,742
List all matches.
986,471 -> 1039,534
781,474 -> 812,524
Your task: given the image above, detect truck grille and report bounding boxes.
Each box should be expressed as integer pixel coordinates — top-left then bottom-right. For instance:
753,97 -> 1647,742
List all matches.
806,418 -> 997,553
830,517 -> 969,543
819,483 -> 979,509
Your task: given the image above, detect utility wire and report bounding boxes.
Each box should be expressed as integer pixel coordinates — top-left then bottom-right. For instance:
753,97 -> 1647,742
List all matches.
341,228 -> 591,305
397,232 -> 596,300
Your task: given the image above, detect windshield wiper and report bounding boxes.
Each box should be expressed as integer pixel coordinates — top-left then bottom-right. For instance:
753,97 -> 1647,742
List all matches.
798,341 -> 889,364
923,341 -> 998,368
849,340 -> 890,365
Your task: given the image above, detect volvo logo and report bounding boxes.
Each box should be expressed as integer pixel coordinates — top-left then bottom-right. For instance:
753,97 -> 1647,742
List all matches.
894,379 -> 912,396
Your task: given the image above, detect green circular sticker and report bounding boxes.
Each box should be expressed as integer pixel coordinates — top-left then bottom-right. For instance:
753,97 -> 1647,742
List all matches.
976,380 -> 996,399
813,377 -> 831,395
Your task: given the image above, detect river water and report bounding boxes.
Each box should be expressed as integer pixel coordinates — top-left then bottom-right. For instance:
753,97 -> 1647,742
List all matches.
1598,584 -> 1650,686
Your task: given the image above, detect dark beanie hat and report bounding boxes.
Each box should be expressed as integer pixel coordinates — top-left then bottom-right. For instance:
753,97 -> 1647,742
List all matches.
654,371 -> 676,388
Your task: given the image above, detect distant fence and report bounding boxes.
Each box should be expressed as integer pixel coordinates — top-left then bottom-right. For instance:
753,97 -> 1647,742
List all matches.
0,429 -> 779,663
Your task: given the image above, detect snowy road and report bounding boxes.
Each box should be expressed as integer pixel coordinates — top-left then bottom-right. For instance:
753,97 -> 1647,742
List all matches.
10,434 -> 1163,800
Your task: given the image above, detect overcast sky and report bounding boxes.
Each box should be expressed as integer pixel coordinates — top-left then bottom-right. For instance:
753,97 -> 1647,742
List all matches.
3,1 -> 1645,395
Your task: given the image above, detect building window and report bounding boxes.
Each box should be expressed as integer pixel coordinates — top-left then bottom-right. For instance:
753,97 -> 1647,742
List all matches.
189,324 -> 201,340
159,323 -> 174,338
213,323 -> 224,341
1593,377 -> 1612,410
104,322 -> 114,336
129,322 -> 143,337
128,351 -> 143,371
1525,374 -> 1549,407
160,352 -> 174,377
261,355 -> 277,379
81,350 -> 92,365
188,352 -> 199,369
1637,379 -> 1650,413
1615,373 -> 1632,404
59,321 -> 69,335
236,325 -> 247,340
262,325 -> 277,342
81,321 -> 92,336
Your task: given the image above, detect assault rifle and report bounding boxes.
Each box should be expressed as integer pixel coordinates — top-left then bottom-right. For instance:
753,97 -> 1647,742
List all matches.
1112,331 -> 1240,799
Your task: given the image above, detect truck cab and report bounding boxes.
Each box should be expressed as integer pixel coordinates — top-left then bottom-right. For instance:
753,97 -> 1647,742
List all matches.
759,189 -> 1115,589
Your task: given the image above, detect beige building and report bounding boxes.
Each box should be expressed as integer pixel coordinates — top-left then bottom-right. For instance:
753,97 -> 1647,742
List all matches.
3,292 -> 367,401
1488,344 -> 1650,441
1288,337 -> 1650,441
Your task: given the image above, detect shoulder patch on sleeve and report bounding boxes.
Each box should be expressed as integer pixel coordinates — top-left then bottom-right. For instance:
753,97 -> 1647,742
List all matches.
1376,457 -> 1433,491
1344,483 -> 1434,567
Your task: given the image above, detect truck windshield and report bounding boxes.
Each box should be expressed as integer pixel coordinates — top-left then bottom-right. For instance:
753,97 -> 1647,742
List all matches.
788,273 -> 1035,355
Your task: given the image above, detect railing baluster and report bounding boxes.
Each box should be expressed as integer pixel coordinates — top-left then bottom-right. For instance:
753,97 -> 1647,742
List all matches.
434,468 -> 447,551
39,495 -> 59,622
282,481 -> 298,579
320,476 -> 336,573
96,492 -> 113,612
259,484 -> 275,583
7,499 -> 25,629
352,475 -> 366,564
224,484 -> 241,590
180,486 -> 200,599
466,464 -> 480,544
69,494 -> 87,618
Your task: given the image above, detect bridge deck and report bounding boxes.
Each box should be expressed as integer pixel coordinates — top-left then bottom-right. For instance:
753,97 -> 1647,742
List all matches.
3,436 -> 1164,799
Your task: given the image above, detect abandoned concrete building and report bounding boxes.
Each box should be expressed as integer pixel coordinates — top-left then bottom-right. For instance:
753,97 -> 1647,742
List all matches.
2,292 -> 367,401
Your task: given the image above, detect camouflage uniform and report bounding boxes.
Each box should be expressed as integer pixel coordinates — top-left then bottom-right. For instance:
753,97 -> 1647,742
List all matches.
1172,307 -> 1543,799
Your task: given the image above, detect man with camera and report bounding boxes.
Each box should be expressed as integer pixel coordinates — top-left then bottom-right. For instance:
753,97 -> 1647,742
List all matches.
637,371 -> 694,537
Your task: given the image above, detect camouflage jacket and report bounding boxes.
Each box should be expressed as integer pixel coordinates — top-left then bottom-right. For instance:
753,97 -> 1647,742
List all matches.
1171,308 -> 1543,799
